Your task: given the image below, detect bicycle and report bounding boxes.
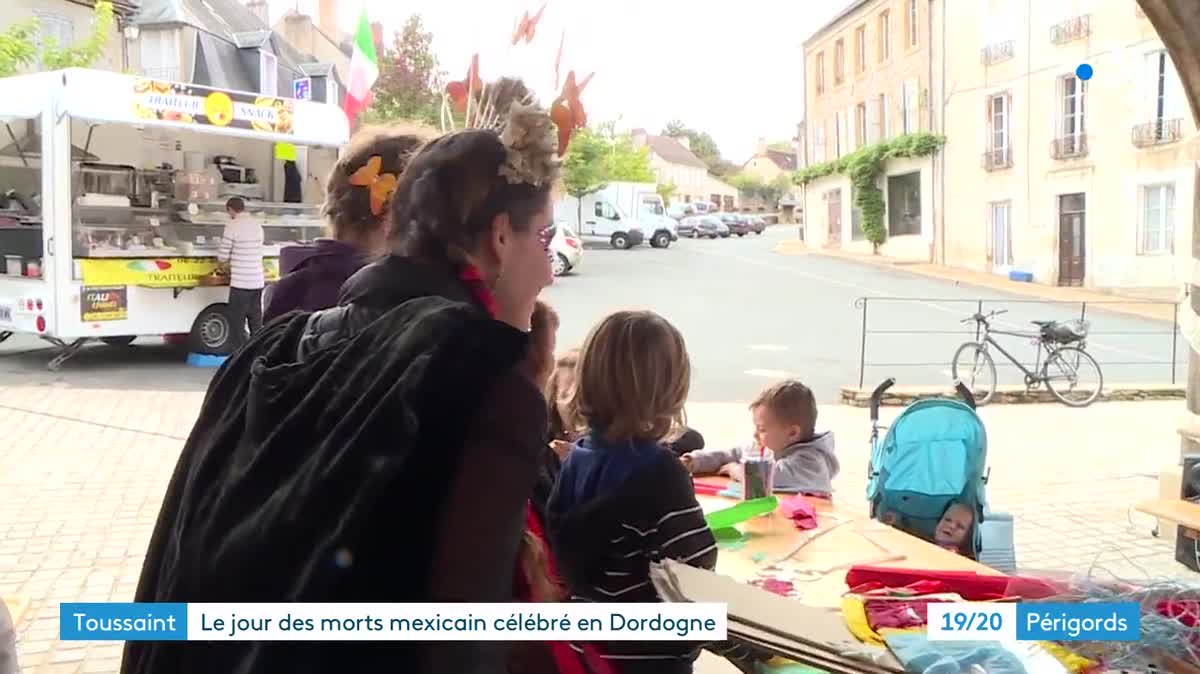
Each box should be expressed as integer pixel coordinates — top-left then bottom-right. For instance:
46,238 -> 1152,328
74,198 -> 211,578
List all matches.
951,309 -> 1104,408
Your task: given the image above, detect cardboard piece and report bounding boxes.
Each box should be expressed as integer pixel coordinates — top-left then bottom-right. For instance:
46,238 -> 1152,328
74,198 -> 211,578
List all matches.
650,559 -> 904,673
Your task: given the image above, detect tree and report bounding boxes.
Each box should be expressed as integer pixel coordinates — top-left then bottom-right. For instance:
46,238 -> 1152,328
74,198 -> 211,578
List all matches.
43,0 -> 113,70
656,181 -> 676,206
365,14 -> 446,127
561,128 -> 608,226
661,120 -> 725,174
0,1 -> 113,77
593,122 -> 656,182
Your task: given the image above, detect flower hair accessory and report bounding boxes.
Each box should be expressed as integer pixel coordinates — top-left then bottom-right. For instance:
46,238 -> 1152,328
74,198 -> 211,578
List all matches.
348,155 -> 398,216
439,3 -> 593,185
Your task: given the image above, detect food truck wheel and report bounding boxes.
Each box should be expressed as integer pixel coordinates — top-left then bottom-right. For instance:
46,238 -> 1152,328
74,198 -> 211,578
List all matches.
188,303 -> 239,355
101,336 -> 137,347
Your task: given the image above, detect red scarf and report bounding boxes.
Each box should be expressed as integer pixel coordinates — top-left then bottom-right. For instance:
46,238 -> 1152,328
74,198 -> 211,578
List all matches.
459,265 -> 612,674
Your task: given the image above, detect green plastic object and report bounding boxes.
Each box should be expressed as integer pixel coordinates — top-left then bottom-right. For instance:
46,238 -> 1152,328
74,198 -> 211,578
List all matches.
704,496 -> 778,531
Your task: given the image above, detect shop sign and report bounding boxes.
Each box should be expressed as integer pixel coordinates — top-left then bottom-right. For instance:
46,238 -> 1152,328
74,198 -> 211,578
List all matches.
132,79 -> 295,135
81,286 -> 128,322
79,258 -> 280,289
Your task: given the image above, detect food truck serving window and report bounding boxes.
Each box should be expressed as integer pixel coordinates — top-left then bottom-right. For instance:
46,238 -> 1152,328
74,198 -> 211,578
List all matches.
0,115 -> 47,278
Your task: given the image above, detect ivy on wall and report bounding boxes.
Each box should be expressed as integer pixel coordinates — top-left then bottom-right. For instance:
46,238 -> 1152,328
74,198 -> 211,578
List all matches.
792,132 -> 945,252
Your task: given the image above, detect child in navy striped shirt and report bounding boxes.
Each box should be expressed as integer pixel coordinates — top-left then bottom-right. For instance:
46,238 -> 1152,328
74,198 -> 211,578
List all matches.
547,310 -> 762,674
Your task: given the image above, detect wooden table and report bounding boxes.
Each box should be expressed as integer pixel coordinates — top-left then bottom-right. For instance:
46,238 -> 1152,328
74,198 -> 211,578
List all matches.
698,491 -> 1000,608
1135,498 -> 1200,530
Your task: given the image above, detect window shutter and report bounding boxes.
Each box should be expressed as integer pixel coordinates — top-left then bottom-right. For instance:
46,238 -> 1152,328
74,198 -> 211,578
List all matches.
1136,186 -> 1147,255
882,93 -> 890,138
982,96 -> 991,153
1165,52 -> 1185,120
1003,92 -> 1012,151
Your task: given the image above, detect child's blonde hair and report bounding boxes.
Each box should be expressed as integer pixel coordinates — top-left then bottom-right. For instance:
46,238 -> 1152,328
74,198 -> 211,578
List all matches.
545,348 -> 582,440
573,310 -> 690,444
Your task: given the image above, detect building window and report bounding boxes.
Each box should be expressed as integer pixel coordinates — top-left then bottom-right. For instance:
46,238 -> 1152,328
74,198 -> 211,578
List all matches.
834,39 -> 845,84
812,122 -> 826,164
907,0 -> 919,48
35,12 -> 74,66
878,10 -> 892,61
901,80 -> 919,134
855,102 -> 867,147
855,25 -> 867,75
259,50 -> 279,96
887,171 -> 922,236
815,51 -> 826,95
983,92 -> 1012,170
989,201 -> 1013,267
1052,73 -> 1086,157
1133,50 -> 1184,146
139,29 -> 180,81
1139,183 -> 1175,255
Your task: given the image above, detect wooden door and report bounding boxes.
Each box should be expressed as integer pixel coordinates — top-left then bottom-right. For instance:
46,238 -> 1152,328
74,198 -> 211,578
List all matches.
826,189 -> 842,247
1057,193 -> 1086,286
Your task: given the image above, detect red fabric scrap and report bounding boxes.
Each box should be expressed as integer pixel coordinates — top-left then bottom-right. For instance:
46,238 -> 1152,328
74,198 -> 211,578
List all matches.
863,599 -> 949,631
844,566 -> 1063,601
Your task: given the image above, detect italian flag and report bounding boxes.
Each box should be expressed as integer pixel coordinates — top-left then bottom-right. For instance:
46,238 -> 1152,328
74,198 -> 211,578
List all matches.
343,8 -> 379,124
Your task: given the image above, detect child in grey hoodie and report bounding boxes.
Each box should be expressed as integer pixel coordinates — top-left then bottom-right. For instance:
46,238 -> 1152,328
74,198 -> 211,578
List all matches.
682,380 -> 839,496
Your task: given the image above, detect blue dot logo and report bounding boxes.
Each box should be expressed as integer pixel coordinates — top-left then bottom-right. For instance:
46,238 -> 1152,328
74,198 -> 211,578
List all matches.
1076,63 -> 1093,81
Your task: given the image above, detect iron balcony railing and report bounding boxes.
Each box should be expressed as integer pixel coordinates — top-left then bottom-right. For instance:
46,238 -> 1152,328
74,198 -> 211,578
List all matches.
980,41 -> 1015,66
1132,119 -> 1184,148
981,147 -> 1013,171
1050,15 -> 1091,45
1050,134 -> 1088,160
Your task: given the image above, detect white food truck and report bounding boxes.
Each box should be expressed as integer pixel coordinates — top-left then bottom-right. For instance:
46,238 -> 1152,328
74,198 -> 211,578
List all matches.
0,68 -> 347,368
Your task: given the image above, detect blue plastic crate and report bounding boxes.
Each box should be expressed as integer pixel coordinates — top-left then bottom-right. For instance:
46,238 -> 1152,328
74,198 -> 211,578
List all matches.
1008,270 -> 1033,283
186,352 -> 228,368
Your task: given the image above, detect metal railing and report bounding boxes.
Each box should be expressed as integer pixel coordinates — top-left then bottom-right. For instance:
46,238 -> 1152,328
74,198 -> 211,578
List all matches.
980,41 -> 1015,66
1132,119 -> 1184,147
854,296 -> 1182,389
982,147 -> 1013,171
1050,134 -> 1088,160
1050,15 -> 1091,44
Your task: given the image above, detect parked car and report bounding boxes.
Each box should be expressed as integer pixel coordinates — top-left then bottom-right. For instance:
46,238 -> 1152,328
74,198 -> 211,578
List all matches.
746,216 -> 766,235
718,212 -> 751,236
549,222 -> 583,276
681,215 -> 725,238
676,215 -> 697,238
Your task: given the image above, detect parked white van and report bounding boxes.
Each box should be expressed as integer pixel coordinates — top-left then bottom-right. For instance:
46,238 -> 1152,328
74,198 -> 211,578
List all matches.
555,193 -> 645,250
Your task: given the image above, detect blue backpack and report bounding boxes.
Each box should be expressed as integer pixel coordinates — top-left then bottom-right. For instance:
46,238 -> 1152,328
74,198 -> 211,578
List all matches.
865,399 -> 989,557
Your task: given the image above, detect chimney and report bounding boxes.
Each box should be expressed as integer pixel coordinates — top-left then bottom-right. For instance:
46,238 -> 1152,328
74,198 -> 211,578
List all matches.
677,135 -> 691,151
756,137 -> 768,156
318,0 -> 339,38
245,0 -> 269,24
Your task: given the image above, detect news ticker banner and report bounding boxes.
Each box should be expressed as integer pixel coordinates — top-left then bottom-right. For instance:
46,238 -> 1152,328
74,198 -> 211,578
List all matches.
928,602 -> 1140,642
60,602 -> 1142,643
61,603 -> 727,642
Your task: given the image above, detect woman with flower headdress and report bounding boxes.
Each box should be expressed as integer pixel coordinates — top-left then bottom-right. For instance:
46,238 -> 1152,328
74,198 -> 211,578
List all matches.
123,78 -> 592,674
262,123 -> 435,321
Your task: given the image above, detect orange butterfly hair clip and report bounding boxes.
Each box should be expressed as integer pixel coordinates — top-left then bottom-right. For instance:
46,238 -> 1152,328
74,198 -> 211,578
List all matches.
348,155 -> 399,217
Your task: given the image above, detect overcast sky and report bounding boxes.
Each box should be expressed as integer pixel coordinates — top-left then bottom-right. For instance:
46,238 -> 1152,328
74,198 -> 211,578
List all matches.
268,0 -> 852,163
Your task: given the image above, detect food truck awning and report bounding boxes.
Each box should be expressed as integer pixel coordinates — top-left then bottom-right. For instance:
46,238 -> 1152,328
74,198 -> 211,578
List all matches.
0,69 -> 349,148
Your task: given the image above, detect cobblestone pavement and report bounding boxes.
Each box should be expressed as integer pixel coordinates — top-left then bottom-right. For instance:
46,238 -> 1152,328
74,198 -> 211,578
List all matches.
0,384 -> 1194,673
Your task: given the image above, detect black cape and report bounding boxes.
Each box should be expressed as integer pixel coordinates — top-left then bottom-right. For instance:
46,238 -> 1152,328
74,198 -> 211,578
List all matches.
122,279 -> 530,674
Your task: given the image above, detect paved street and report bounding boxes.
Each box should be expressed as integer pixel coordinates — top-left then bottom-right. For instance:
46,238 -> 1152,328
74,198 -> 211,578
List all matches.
3,226 -> 1182,403
0,225 -> 1194,674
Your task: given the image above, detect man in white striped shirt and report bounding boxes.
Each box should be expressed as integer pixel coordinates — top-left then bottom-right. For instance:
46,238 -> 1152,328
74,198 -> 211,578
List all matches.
217,197 -> 265,342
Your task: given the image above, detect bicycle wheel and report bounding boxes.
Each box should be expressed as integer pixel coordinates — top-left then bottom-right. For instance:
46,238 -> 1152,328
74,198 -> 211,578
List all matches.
951,342 -> 997,406
1043,346 -> 1103,407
